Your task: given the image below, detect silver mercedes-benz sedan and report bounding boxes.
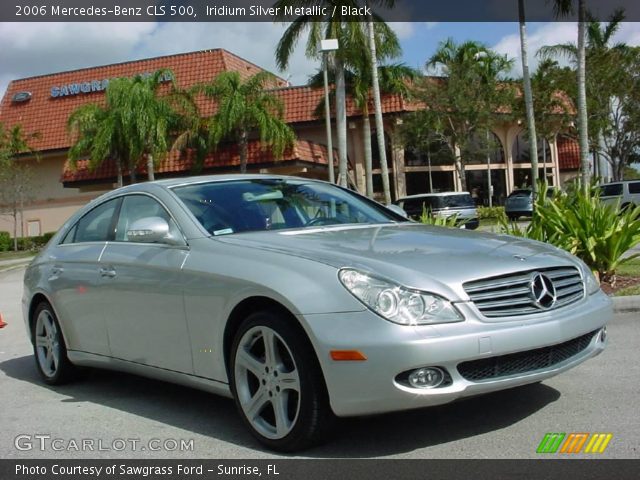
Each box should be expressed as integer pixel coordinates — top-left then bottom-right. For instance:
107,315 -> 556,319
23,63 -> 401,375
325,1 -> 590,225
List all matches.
23,175 -> 611,451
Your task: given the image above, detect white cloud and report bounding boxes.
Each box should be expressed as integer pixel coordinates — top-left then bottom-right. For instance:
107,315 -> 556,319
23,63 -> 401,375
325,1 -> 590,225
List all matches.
135,22 -> 317,85
389,22 -> 415,40
492,22 -> 577,76
493,21 -> 640,77
0,22 -> 320,100
613,22 -> 640,47
0,22 -> 156,98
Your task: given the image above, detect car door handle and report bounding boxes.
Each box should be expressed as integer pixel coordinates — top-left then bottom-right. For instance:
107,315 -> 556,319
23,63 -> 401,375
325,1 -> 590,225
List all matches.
100,267 -> 117,278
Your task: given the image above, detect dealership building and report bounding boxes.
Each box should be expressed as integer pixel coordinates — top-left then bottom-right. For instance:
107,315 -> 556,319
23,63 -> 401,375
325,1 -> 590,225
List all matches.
0,48 -> 580,237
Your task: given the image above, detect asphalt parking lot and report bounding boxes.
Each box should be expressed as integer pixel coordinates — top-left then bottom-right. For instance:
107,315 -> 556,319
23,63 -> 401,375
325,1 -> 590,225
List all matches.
0,266 -> 638,459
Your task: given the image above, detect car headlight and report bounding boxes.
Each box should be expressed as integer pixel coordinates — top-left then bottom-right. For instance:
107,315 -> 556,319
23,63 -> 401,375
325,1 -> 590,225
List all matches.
576,260 -> 600,295
338,268 -> 463,325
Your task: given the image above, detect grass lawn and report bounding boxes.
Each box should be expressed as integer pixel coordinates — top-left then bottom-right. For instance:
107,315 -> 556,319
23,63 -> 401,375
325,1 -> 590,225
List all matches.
614,285 -> 640,296
0,250 -> 35,262
616,258 -> 640,278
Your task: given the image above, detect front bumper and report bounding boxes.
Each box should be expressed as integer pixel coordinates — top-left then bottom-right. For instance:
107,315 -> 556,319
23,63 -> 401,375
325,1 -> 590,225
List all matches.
301,290 -> 612,417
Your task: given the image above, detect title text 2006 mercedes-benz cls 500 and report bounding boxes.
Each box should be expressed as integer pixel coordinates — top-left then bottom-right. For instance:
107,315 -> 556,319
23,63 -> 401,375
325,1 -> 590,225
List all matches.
23,175 -> 611,451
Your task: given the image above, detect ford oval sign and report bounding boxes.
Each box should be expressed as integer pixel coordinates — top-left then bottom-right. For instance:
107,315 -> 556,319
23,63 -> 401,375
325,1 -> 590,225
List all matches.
12,91 -> 32,103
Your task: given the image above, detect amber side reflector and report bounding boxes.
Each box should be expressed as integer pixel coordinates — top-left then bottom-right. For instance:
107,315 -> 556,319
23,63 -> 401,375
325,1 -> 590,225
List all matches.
330,350 -> 367,361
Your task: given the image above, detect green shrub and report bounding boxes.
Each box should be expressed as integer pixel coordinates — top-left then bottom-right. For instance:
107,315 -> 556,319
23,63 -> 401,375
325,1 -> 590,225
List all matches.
477,206 -> 506,221
500,182 -> 640,283
419,205 -> 460,228
0,231 -> 11,252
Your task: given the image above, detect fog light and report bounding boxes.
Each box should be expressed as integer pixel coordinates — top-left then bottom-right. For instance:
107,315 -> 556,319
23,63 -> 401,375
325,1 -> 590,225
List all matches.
408,367 -> 445,389
600,327 -> 607,342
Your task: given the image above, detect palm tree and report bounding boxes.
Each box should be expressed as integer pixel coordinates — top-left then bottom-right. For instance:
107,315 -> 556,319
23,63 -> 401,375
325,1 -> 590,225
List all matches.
201,71 -> 295,173
170,90 -> 212,174
67,80 -> 131,186
518,0 -> 539,193
540,7 -> 627,186
123,70 -> 178,182
274,0 -> 400,190
309,62 -> 415,198
545,0 -> 592,188
366,0 -> 397,204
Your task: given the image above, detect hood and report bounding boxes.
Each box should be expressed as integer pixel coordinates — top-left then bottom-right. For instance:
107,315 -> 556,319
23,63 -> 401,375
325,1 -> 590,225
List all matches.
216,223 -> 577,300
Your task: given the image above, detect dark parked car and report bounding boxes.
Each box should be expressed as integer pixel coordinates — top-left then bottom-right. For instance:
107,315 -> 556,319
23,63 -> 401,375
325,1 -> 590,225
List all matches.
505,188 -> 556,221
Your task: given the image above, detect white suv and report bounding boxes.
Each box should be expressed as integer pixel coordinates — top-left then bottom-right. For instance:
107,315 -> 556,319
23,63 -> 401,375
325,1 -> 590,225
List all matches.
599,181 -> 640,209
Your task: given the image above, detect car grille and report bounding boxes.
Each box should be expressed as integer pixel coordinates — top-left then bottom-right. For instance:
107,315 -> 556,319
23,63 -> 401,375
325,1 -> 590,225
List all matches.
463,267 -> 584,318
457,330 -> 598,382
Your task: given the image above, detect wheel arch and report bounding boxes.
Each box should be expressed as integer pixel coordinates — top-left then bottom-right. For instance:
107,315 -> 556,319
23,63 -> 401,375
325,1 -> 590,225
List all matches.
222,296 -> 329,392
28,292 -> 67,346
28,293 -> 52,341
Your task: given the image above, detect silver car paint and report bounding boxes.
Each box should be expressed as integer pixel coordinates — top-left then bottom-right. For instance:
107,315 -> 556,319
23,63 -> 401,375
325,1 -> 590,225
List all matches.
23,175 -> 612,418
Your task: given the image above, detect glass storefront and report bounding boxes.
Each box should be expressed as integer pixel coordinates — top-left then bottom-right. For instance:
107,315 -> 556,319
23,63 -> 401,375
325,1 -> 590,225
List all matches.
465,169 -> 507,206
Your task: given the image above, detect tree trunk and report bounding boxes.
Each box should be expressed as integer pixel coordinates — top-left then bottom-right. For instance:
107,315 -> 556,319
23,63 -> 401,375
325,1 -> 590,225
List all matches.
147,153 -> 155,182
323,53 -> 336,184
12,209 -> 18,251
116,157 -> 123,187
130,166 -> 137,184
453,142 -> 467,191
239,130 -> 249,174
577,0 -> 591,189
362,111 -> 374,198
368,12 -> 392,204
519,0 -> 539,193
335,58 -> 348,187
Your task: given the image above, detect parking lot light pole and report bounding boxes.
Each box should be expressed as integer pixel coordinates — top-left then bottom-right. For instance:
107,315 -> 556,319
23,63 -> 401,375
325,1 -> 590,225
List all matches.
320,39 -> 339,184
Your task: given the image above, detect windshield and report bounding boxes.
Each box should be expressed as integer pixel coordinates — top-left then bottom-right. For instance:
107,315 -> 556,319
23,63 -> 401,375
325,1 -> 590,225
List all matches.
172,179 -> 402,235
433,194 -> 475,208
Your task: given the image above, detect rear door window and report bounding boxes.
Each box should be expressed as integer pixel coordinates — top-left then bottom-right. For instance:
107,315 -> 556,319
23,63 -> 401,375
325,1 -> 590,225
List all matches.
601,184 -> 623,197
63,198 -> 120,244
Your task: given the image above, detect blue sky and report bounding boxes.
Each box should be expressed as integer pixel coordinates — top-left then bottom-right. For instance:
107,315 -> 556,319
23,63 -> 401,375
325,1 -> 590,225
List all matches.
1,21 -> 640,99
400,23 -> 521,71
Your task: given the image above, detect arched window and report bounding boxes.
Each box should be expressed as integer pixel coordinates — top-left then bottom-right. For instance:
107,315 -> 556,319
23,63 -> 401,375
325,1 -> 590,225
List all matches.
404,138 -> 454,167
464,131 -> 505,165
512,131 -> 552,164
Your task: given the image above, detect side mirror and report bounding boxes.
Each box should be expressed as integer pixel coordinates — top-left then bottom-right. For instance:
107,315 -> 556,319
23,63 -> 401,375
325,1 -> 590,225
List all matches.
127,217 -> 174,244
386,204 -> 408,219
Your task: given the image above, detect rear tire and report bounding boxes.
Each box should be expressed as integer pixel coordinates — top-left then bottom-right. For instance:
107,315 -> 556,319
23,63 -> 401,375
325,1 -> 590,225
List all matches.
32,302 -> 77,385
229,311 -> 333,452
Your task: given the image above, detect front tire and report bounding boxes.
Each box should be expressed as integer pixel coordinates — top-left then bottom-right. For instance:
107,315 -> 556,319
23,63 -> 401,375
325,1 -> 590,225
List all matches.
32,302 -> 77,385
229,311 -> 333,452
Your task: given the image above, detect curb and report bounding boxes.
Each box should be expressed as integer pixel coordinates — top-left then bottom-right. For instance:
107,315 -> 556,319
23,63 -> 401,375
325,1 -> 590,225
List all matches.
611,295 -> 640,313
0,261 -> 32,273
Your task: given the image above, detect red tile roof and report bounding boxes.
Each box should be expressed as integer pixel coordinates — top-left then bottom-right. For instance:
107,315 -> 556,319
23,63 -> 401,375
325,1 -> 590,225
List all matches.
61,139 -> 334,185
557,135 -> 580,170
1,49 -> 414,155
273,85 -> 407,124
0,49 -> 287,153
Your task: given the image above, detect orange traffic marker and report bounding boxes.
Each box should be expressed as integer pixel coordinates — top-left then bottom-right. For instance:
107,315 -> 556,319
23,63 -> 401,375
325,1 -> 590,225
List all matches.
0,313 -> 7,329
